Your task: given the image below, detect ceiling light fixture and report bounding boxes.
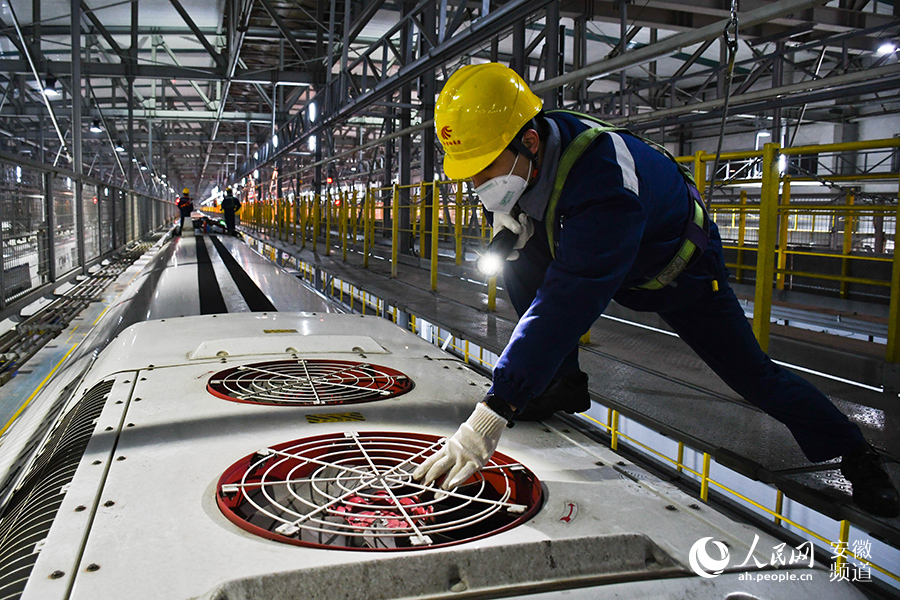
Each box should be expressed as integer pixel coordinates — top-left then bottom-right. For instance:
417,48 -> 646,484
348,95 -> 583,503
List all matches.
877,41 -> 897,56
43,75 -> 59,97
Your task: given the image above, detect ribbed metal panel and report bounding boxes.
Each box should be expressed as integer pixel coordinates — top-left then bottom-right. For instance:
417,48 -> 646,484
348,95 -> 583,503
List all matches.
0,380 -> 113,600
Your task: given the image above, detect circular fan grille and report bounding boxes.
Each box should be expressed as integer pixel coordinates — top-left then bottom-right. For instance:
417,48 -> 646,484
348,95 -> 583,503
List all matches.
207,359 -> 413,406
216,432 -> 542,551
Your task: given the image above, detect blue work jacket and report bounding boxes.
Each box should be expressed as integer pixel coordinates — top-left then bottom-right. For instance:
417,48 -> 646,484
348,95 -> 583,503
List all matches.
489,111 -> 725,410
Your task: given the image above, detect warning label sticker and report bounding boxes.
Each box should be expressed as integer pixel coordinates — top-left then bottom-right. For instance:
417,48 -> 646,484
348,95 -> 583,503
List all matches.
305,412 -> 366,424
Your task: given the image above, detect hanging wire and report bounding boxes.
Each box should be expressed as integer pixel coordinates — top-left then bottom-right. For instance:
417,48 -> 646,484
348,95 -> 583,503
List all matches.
705,0 -> 739,208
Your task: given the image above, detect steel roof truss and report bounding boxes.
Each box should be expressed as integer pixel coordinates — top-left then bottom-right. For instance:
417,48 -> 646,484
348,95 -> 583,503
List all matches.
166,0 -> 226,71
258,0 -> 311,64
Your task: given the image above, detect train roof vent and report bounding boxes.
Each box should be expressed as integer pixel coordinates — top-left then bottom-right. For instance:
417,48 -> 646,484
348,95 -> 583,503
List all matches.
207,359 -> 413,406
217,432 -> 542,551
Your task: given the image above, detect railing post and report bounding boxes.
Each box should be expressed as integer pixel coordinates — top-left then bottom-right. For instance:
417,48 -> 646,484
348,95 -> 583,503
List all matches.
777,177 -> 791,290
610,410 -> 620,451
774,489 -> 784,526
341,190 -> 348,262
737,190 -> 747,283
312,195 -> 319,253
693,150 -> 707,195
391,184 -> 400,278
325,191 -> 331,256
752,142 -> 781,352
419,182 -> 427,255
676,441 -> 684,474
351,190 -> 359,251
700,452 -> 711,502
488,276 -> 497,311
300,196 -> 307,248
840,192 -> 854,299
887,197 -> 900,366
835,519 -> 851,572
363,188 -> 371,268
431,181 -> 439,291
455,182 -> 463,266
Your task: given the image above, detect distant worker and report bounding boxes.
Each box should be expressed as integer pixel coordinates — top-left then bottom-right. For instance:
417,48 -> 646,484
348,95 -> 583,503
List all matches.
414,62 -> 899,518
176,188 -> 193,236
221,187 -> 242,236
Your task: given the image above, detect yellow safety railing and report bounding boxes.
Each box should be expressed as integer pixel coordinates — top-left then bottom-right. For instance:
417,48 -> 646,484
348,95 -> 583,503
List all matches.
580,409 -> 900,585
681,138 -> 900,361
238,137 -> 900,363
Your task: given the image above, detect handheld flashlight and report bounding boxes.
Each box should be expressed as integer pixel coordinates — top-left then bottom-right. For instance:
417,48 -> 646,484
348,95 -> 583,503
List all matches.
477,228 -> 518,277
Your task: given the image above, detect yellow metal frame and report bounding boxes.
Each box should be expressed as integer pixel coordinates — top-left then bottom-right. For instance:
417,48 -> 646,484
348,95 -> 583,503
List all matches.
579,410 -> 899,583
244,137 -> 898,363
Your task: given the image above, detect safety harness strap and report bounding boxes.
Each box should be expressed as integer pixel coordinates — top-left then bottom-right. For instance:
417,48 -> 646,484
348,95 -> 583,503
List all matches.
635,195 -> 708,290
543,109 -> 709,288
544,126 -> 613,258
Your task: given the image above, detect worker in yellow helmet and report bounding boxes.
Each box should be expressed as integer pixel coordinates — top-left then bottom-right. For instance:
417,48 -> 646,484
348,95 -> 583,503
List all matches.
176,188 -> 193,236
413,62 -> 898,518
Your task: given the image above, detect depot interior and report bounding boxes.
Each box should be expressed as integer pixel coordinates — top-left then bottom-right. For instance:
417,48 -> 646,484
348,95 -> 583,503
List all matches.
0,0 -> 898,599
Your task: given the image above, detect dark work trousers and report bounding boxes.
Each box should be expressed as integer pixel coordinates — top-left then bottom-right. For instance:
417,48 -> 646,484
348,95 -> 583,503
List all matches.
178,208 -> 192,233
656,283 -> 865,462
502,220 -> 865,463
224,211 -> 236,234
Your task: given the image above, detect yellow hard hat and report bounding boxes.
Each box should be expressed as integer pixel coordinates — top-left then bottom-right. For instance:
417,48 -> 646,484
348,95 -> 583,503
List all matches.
435,62 -> 542,180
182,188 -> 190,195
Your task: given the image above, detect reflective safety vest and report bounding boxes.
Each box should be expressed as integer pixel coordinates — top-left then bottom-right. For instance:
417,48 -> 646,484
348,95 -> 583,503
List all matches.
543,110 -> 708,290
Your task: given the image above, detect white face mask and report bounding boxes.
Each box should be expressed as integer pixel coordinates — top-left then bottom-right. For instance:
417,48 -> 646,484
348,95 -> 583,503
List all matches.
474,153 -> 531,214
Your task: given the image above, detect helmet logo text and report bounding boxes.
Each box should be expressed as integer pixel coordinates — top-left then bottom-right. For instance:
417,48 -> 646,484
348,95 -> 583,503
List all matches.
440,126 -> 461,146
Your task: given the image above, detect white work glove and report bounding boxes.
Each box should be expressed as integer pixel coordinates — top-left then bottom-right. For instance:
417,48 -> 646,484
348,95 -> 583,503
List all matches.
492,211 -> 534,261
413,402 -> 508,490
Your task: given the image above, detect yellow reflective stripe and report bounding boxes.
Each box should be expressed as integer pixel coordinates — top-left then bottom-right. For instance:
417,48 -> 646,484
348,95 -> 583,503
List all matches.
549,109 -> 697,186
543,109 -> 701,263
636,199 -> 705,290
545,127 -> 608,258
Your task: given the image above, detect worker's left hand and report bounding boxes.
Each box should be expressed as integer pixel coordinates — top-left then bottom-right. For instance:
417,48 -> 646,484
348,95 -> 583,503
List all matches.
413,402 -> 508,489
492,211 -> 534,261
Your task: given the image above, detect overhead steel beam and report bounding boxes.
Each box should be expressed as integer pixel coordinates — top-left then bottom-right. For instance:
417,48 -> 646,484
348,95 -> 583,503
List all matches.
617,63 -> 900,128
533,0 -> 831,94
565,0 -> 893,44
167,0 -> 225,70
0,60 -> 315,83
80,0 -> 128,62
258,0 -> 310,63
81,108 -> 271,122
245,0 -> 554,176
347,0 -> 388,44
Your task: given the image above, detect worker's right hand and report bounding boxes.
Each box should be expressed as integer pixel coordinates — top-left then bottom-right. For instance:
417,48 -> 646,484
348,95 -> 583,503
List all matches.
492,211 -> 533,261
413,402 -> 508,490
